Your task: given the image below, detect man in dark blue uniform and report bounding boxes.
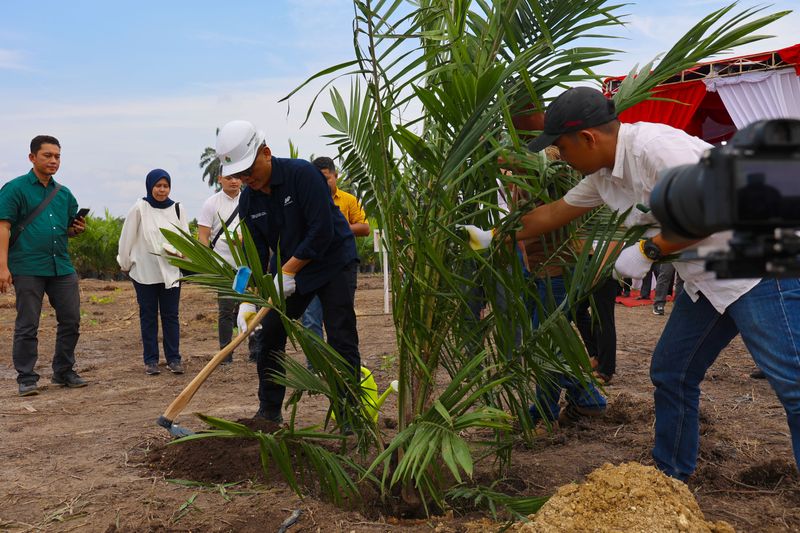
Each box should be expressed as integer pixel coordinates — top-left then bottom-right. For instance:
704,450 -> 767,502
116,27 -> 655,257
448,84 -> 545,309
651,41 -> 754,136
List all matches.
216,120 -> 360,424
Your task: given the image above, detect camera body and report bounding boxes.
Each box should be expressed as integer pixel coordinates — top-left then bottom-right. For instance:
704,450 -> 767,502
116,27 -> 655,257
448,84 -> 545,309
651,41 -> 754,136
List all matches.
650,119 -> 800,278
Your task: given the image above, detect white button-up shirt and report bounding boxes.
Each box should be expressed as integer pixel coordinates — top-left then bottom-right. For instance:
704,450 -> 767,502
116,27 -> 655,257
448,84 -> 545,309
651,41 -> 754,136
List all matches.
563,121 -> 760,313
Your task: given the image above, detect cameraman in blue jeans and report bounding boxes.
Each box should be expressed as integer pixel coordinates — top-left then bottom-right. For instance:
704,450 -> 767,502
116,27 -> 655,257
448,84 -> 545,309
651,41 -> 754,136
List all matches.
521,89 -> 800,480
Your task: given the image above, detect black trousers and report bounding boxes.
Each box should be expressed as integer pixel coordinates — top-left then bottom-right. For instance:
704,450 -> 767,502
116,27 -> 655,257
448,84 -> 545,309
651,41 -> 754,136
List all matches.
12,273 -> 81,384
257,261 -> 360,413
132,281 -> 181,366
575,277 -> 618,377
218,295 -> 237,349
639,263 -> 659,298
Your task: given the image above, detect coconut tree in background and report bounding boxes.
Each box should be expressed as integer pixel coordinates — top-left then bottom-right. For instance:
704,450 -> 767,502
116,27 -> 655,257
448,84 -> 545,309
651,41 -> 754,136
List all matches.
165,0 -> 787,518
199,128 -> 222,189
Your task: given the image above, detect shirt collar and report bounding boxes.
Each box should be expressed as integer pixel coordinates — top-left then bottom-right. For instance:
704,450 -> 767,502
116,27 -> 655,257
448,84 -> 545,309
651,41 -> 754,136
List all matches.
268,156 -> 285,187
26,169 -> 56,187
609,123 -> 628,180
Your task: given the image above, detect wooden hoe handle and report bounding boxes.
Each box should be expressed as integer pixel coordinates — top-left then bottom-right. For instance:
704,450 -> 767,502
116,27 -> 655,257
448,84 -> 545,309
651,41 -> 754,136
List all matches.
159,305 -> 271,424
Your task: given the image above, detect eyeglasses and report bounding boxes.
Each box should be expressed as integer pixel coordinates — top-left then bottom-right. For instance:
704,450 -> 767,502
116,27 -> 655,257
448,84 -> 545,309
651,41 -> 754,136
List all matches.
229,161 -> 255,180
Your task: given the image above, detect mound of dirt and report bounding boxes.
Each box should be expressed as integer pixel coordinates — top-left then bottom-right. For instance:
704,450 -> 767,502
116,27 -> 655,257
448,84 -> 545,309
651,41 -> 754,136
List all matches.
605,392 -> 654,425
738,458 -> 799,488
148,417 -> 283,484
514,462 -> 734,533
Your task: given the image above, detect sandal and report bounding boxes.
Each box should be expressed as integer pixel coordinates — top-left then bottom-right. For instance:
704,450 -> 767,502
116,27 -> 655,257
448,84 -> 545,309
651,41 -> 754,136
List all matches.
593,371 -> 612,385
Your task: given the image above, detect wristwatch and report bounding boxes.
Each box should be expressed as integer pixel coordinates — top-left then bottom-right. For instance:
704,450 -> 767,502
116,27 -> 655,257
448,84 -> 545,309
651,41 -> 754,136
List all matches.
641,238 -> 663,261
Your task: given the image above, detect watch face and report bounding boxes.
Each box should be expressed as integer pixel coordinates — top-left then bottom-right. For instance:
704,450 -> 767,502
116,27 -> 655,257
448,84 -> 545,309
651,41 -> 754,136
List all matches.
643,240 -> 661,260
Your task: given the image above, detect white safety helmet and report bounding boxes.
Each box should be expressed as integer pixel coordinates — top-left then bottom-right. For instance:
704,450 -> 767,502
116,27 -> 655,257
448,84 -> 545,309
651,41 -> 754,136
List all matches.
216,120 -> 265,176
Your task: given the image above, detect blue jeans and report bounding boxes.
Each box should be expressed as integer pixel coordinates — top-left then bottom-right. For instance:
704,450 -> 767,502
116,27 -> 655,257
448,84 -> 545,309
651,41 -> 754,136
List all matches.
132,281 -> 181,366
301,295 -> 324,338
528,276 -> 607,422
651,278 -> 800,480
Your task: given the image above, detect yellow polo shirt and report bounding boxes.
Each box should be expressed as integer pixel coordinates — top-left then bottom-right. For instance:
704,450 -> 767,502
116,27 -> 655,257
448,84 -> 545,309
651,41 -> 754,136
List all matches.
332,188 -> 367,225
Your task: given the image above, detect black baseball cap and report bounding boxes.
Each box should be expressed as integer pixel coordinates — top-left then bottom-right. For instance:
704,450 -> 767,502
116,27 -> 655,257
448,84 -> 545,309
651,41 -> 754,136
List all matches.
526,87 -> 618,152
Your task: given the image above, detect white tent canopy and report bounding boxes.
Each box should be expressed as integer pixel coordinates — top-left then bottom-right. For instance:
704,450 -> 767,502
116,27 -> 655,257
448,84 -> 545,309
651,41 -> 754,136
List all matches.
704,67 -> 800,128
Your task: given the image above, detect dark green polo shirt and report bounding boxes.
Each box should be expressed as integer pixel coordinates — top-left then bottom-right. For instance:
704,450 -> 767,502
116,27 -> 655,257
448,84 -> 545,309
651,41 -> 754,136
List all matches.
0,170 -> 78,276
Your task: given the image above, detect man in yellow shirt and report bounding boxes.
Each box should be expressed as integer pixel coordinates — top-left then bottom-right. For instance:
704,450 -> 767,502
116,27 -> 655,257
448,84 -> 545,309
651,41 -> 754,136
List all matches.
302,157 -> 370,347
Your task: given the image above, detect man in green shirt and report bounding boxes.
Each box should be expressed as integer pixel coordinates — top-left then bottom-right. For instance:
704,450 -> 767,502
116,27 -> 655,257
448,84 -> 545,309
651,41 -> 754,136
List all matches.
0,135 -> 88,396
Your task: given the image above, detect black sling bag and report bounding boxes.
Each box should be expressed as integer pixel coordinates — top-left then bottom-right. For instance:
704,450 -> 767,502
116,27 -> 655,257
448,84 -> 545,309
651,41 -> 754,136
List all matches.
210,206 -> 240,250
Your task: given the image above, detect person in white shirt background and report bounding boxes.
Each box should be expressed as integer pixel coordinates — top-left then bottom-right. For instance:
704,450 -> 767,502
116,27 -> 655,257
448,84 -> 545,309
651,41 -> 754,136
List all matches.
197,174 -> 260,364
117,169 -> 190,376
464,87 -> 800,482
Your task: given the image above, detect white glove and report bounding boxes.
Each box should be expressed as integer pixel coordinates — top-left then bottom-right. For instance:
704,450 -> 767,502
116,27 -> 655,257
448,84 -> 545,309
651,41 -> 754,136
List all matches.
456,224 -> 494,251
614,241 -> 655,280
237,303 -> 258,335
273,271 -> 296,298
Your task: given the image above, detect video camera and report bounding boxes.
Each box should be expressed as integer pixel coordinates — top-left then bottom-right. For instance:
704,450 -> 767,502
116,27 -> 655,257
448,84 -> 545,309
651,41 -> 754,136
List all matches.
650,119 -> 800,278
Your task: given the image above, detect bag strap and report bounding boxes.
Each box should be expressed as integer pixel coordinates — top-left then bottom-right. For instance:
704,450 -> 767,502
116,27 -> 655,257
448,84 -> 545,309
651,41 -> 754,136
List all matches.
210,206 -> 240,250
174,202 -> 181,220
10,183 -> 62,248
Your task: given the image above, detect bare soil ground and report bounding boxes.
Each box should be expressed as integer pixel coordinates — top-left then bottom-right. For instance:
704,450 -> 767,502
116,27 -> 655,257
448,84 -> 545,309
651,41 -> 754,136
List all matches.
1,276 -> 799,532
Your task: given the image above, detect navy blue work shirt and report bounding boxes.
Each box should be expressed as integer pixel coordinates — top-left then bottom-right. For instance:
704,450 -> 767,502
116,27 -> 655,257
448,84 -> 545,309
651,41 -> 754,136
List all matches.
239,157 -> 357,294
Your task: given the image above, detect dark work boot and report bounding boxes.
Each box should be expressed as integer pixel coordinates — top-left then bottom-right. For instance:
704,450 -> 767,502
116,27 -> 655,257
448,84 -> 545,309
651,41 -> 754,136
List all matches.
51,371 -> 87,388
18,382 -> 39,396
254,408 -> 283,424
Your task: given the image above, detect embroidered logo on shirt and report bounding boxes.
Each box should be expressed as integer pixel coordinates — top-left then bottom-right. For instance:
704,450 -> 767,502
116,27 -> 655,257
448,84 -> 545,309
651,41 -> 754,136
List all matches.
250,211 -> 267,220
284,196 -> 294,207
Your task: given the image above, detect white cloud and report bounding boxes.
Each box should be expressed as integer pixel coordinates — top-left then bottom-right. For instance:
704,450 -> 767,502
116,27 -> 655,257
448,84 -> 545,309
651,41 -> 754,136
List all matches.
0,49 -> 29,70
0,77 -> 349,218
607,10 -> 800,76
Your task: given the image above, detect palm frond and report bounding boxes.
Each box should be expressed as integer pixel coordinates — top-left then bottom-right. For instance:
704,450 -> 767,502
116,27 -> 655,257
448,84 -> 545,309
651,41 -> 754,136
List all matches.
613,5 -> 789,112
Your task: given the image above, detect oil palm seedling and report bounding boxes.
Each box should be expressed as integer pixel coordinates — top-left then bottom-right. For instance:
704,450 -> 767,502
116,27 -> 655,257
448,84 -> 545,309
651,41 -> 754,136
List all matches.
164,0 -> 787,518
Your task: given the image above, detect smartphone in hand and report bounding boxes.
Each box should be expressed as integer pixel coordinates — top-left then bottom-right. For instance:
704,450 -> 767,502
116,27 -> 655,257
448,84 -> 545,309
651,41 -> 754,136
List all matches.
70,207 -> 90,227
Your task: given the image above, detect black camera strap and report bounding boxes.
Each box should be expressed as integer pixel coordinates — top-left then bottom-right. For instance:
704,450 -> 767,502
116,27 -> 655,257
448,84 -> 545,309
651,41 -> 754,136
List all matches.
10,183 -> 62,248
210,206 -> 240,250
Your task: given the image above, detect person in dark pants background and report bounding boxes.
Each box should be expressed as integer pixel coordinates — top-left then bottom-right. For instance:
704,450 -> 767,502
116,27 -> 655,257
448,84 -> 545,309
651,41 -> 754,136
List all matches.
576,277 -> 619,384
652,262 -> 683,315
216,120 -> 361,425
0,135 -> 88,396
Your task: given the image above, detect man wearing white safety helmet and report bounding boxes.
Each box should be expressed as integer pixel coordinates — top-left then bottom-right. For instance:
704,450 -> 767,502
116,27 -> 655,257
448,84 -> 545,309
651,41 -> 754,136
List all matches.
216,120 -> 360,424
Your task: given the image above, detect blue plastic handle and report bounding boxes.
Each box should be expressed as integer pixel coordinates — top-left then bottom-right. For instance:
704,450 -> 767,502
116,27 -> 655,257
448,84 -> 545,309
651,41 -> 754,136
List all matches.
232,266 -> 252,294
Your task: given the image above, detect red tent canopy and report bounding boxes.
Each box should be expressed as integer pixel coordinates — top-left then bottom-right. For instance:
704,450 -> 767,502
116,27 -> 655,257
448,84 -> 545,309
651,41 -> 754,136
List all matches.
603,44 -> 800,143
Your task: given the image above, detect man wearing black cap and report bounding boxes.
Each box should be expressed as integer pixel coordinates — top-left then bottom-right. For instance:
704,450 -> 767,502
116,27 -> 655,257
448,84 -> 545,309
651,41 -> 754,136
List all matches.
464,86 -> 800,483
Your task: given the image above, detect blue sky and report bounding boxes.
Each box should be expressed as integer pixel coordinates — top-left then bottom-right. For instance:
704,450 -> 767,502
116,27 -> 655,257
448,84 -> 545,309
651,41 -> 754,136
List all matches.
1,0 -> 798,217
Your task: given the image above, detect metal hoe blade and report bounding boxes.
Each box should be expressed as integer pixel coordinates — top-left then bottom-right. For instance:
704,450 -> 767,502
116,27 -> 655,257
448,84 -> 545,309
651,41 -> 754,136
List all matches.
157,415 -> 194,438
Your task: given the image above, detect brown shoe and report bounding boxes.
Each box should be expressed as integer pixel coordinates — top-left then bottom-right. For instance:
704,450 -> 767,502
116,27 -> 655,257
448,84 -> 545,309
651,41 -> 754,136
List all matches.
558,403 -> 606,425
533,420 -> 559,437
593,371 -> 612,385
